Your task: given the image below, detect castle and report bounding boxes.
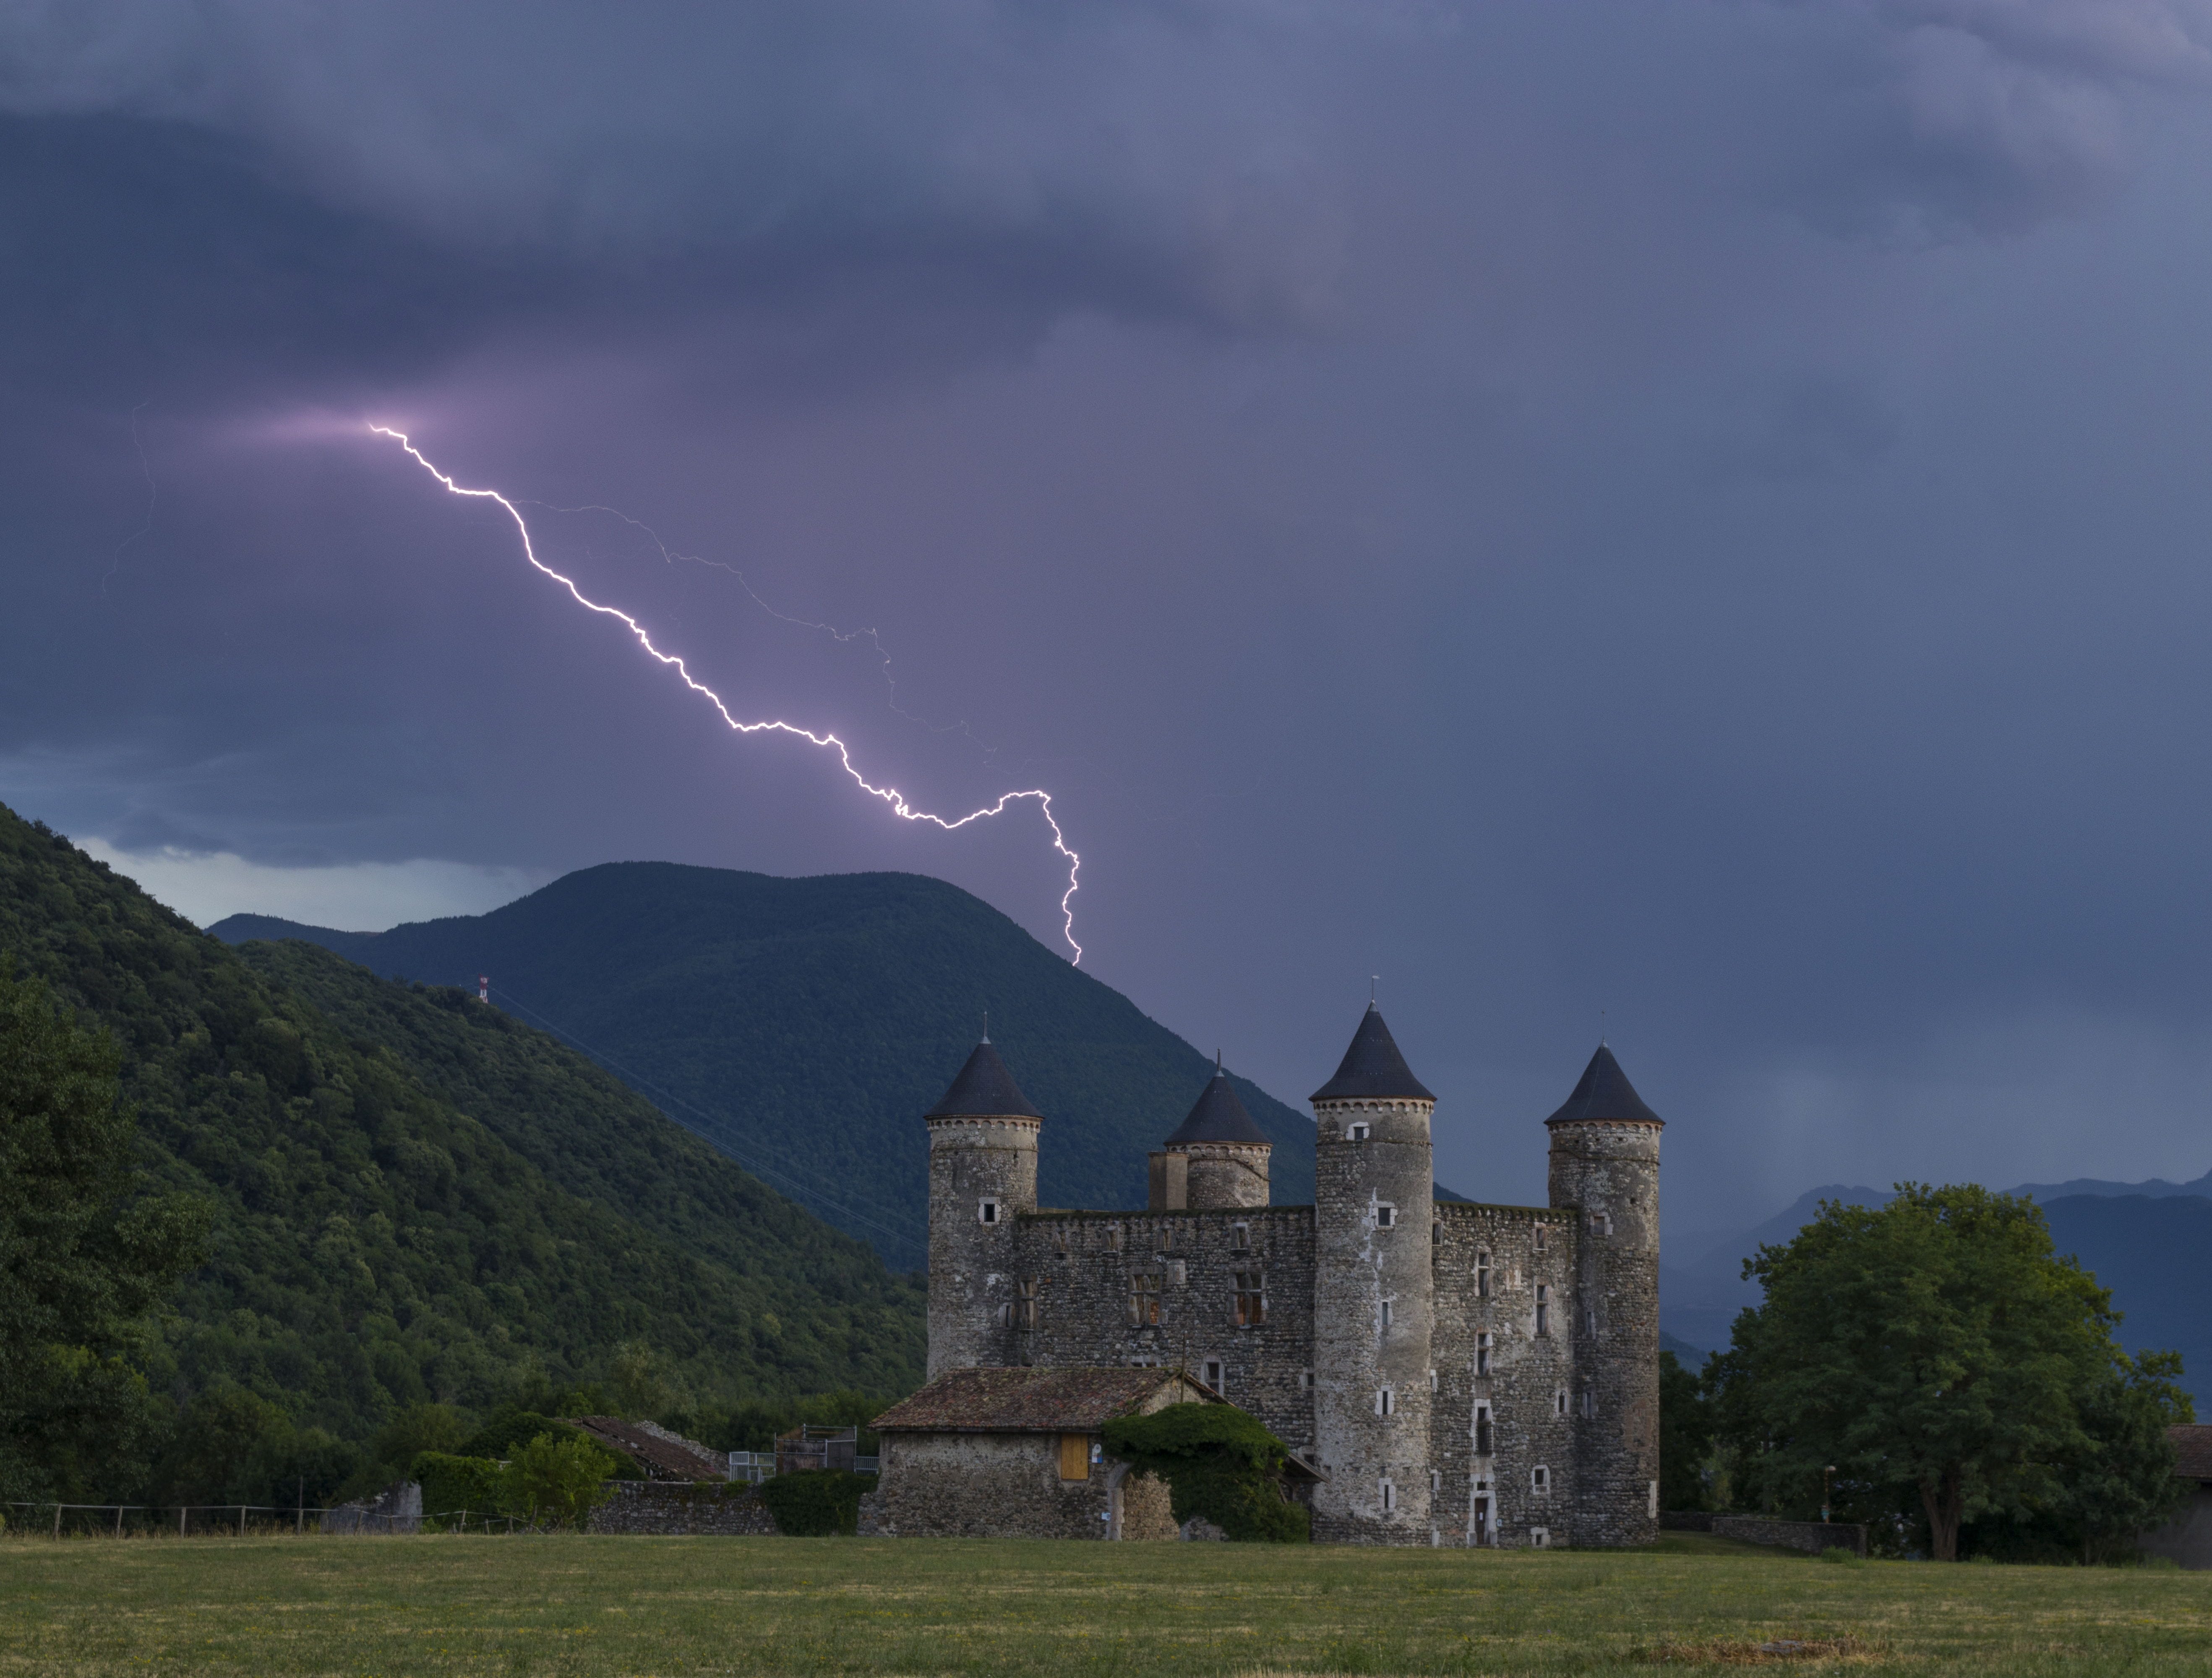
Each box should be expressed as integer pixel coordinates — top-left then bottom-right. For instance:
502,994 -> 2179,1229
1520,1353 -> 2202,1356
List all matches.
922,1003 -> 1663,1547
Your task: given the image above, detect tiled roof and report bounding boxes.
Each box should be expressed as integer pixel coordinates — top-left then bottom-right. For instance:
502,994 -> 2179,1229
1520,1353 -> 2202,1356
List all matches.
1310,1005 -> 1435,1103
1543,1044 -> 1664,1127
1163,1067 -> 1271,1147
925,1040 -> 1044,1120
872,1366 -> 1217,1433
2172,1424 -> 2212,1481
565,1415 -> 724,1480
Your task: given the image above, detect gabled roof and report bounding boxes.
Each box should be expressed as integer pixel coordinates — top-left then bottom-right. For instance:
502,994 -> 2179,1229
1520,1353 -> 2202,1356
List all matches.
1543,1044 -> 1664,1126
925,1039 -> 1043,1120
871,1366 -> 1218,1433
1163,1067 -> 1271,1147
564,1416 -> 724,1481
2173,1424 -> 2212,1482
1309,1004 -> 1436,1103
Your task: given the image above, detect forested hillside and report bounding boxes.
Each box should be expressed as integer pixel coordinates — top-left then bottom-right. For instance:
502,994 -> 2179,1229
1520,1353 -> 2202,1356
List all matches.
214,863 -> 1325,1264
0,804 -> 925,1477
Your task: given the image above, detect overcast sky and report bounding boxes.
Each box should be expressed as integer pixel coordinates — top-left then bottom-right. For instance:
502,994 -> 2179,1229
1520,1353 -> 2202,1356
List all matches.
8,1 -> 2212,1238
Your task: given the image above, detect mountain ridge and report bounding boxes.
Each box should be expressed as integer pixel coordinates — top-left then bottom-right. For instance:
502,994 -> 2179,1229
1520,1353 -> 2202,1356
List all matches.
212,862 -> 1337,1262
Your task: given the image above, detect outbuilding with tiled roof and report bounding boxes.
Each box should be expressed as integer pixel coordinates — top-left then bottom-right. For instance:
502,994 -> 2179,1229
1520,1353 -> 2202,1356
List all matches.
2140,1424 -> 2212,1570
867,1366 -> 1217,1540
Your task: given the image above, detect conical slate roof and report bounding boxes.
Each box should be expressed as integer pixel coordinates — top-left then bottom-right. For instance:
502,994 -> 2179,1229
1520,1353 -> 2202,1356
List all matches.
1543,1044 -> 1663,1126
1163,1066 -> 1271,1147
1309,1004 -> 1436,1103
925,1040 -> 1043,1120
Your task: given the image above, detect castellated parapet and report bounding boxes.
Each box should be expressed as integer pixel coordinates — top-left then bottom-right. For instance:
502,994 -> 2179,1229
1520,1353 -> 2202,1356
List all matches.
921,1012 -> 1664,1546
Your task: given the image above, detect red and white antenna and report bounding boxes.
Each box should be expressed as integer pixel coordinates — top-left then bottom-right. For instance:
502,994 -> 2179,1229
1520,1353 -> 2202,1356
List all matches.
478,975 -> 490,1004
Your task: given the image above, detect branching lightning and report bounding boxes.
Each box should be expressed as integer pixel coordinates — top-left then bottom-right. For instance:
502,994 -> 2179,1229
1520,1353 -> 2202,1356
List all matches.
370,425 -> 1083,962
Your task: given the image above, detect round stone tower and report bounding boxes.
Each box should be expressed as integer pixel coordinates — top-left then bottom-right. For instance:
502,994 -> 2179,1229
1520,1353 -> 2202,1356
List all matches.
1309,1004 -> 1437,1543
1544,1043 -> 1663,1547
1162,1062 -> 1272,1209
924,1037 -> 1042,1378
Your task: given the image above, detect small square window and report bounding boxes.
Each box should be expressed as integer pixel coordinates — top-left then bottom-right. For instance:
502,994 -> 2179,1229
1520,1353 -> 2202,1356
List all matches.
978,1199 -> 1000,1225
1348,1121 -> 1371,1141
1231,1223 -> 1250,1252
1531,1526 -> 1550,1547
1375,1204 -> 1396,1229
1532,1465 -> 1549,1493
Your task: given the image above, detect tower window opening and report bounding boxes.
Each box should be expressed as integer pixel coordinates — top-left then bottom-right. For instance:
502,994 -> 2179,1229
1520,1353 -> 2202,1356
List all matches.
1054,1226 -> 1068,1256
1127,1274 -> 1161,1327
1476,1332 -> 1493,1376
1381,1300 -> 1393,1327
1533,1224 -> 1548,1253
1380,1479 -> 1396,1512
1231,1223 -> 1250,1252
1108,1225 -> 1123,1251
1159,1227 -> 1174,1252
978,1199 -> 1000,1225
1349,1121 -> 1371,1141
1375,1203 -> 1397,1229
1233,1271 -> 1266,1327
1554,1388 -> 1569,1418
1377,1387 -> 1395,1418
1432,1222 -> 1442,1244
1476,1252 -> 1492,1297
1474,1404 -> 1493,1456
1531,1526 -> 1551,1547
1430,1468 -> 1441,1493
1580,1385 -> 1596,1419
1534,1284 -> 1550,1337
1532,1465 -> 1550,1494
1016,1277 -> 1038,1330
1300,1368 -> 1315,1391
1429,1367 -> 1439,1392
1203,1358 -> 1225,1395
1585,1307 -> 1597,1337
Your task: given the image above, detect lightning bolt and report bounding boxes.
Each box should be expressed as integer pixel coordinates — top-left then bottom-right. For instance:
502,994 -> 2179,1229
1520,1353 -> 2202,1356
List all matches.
369,425 -> 1083,963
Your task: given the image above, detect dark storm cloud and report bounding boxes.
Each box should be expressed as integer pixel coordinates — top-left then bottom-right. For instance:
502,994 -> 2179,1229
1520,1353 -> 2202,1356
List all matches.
7,0 -> 2212,1234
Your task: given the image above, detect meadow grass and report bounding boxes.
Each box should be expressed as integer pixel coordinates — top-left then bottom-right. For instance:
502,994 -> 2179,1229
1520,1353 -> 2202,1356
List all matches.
1,1530 -> 2206,1677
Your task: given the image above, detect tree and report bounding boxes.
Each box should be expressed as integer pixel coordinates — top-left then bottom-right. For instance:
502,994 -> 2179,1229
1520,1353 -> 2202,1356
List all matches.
1710,1183 -> 2188,1561
0,964 -> 209,1501
1658,1350 -> 1716,1511
1102,1402 -> 1309,1541
501,1432 -> 618,1530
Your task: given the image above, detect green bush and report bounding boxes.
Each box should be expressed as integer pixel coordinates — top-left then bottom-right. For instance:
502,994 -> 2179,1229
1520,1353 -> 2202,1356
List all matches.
759,1469 -> 875,1536
501,1433 -> 620,1531
414,1453 -> 507,1528
1103,1403 -> 1309,1542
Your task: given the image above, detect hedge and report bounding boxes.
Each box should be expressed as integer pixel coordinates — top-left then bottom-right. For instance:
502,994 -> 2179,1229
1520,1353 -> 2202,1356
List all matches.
759,1469 -> 876,1536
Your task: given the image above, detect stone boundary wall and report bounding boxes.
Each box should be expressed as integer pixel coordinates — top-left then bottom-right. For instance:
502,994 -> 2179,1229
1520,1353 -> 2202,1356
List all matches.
1710,1514 -> 1867,1557
1659,1510 -> 1714,1532
586,1480 -> 777,1536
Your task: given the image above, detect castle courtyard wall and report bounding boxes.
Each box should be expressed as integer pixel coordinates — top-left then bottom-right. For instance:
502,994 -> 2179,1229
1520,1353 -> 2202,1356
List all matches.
874,1432 -> 1175,1539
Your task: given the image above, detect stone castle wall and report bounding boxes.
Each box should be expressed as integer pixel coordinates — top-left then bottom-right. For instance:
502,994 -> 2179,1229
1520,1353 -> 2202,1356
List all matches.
586,1480 -> 777,1536
873,1432 -> 1176,1540
1431,1201 -> 1580,1547
1012,1208 -> 1318,1452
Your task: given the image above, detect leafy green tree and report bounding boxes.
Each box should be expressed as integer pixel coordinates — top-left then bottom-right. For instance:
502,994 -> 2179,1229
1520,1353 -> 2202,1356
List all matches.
1711,1184 -> 2188,1561
0,962 -> 209,1501
500,1432 -> 618,1530
152,1383 -> 359,1512
1658,1349 -> 1716,1511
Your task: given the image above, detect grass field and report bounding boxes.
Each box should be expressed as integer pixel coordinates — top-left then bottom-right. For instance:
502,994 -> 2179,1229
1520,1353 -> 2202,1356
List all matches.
1,1531 -> 2206,1676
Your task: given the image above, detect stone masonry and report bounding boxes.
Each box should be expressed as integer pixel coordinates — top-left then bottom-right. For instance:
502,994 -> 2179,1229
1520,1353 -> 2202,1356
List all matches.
922,1008 -> 1664,1547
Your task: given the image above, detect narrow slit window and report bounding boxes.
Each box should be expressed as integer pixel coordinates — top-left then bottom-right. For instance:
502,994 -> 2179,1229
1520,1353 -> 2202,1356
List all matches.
1203,1358 -> 1224,1394
1377,1387 -> 1395,1417
1380,1479 -> 1395,1511
1554,1388 -> 1569,1418
1533,1224 -> 1548,1254
1474,1404 -> 1493,1456
1476,1252 -> 1492,1298
1534,1284 -> 1550,1337
978,1199 -> 999,1225
1381,1299 -> 1393,1327
1580,1386 -> 1596,1419
1016,1277 -> 1039,1330
1231,1223 -> 1250,1252
1476,1332 -> 1492,1376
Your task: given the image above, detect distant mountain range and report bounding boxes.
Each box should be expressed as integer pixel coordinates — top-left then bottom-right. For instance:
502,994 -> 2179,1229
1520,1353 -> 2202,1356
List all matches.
1662,1176 -> 2212,1406
212,864 -> 1332,1266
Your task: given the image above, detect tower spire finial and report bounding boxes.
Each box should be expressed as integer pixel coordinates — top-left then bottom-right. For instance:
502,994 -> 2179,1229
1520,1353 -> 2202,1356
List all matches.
1370,974 -> 1378,1008
981,1009 -> 989,1045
